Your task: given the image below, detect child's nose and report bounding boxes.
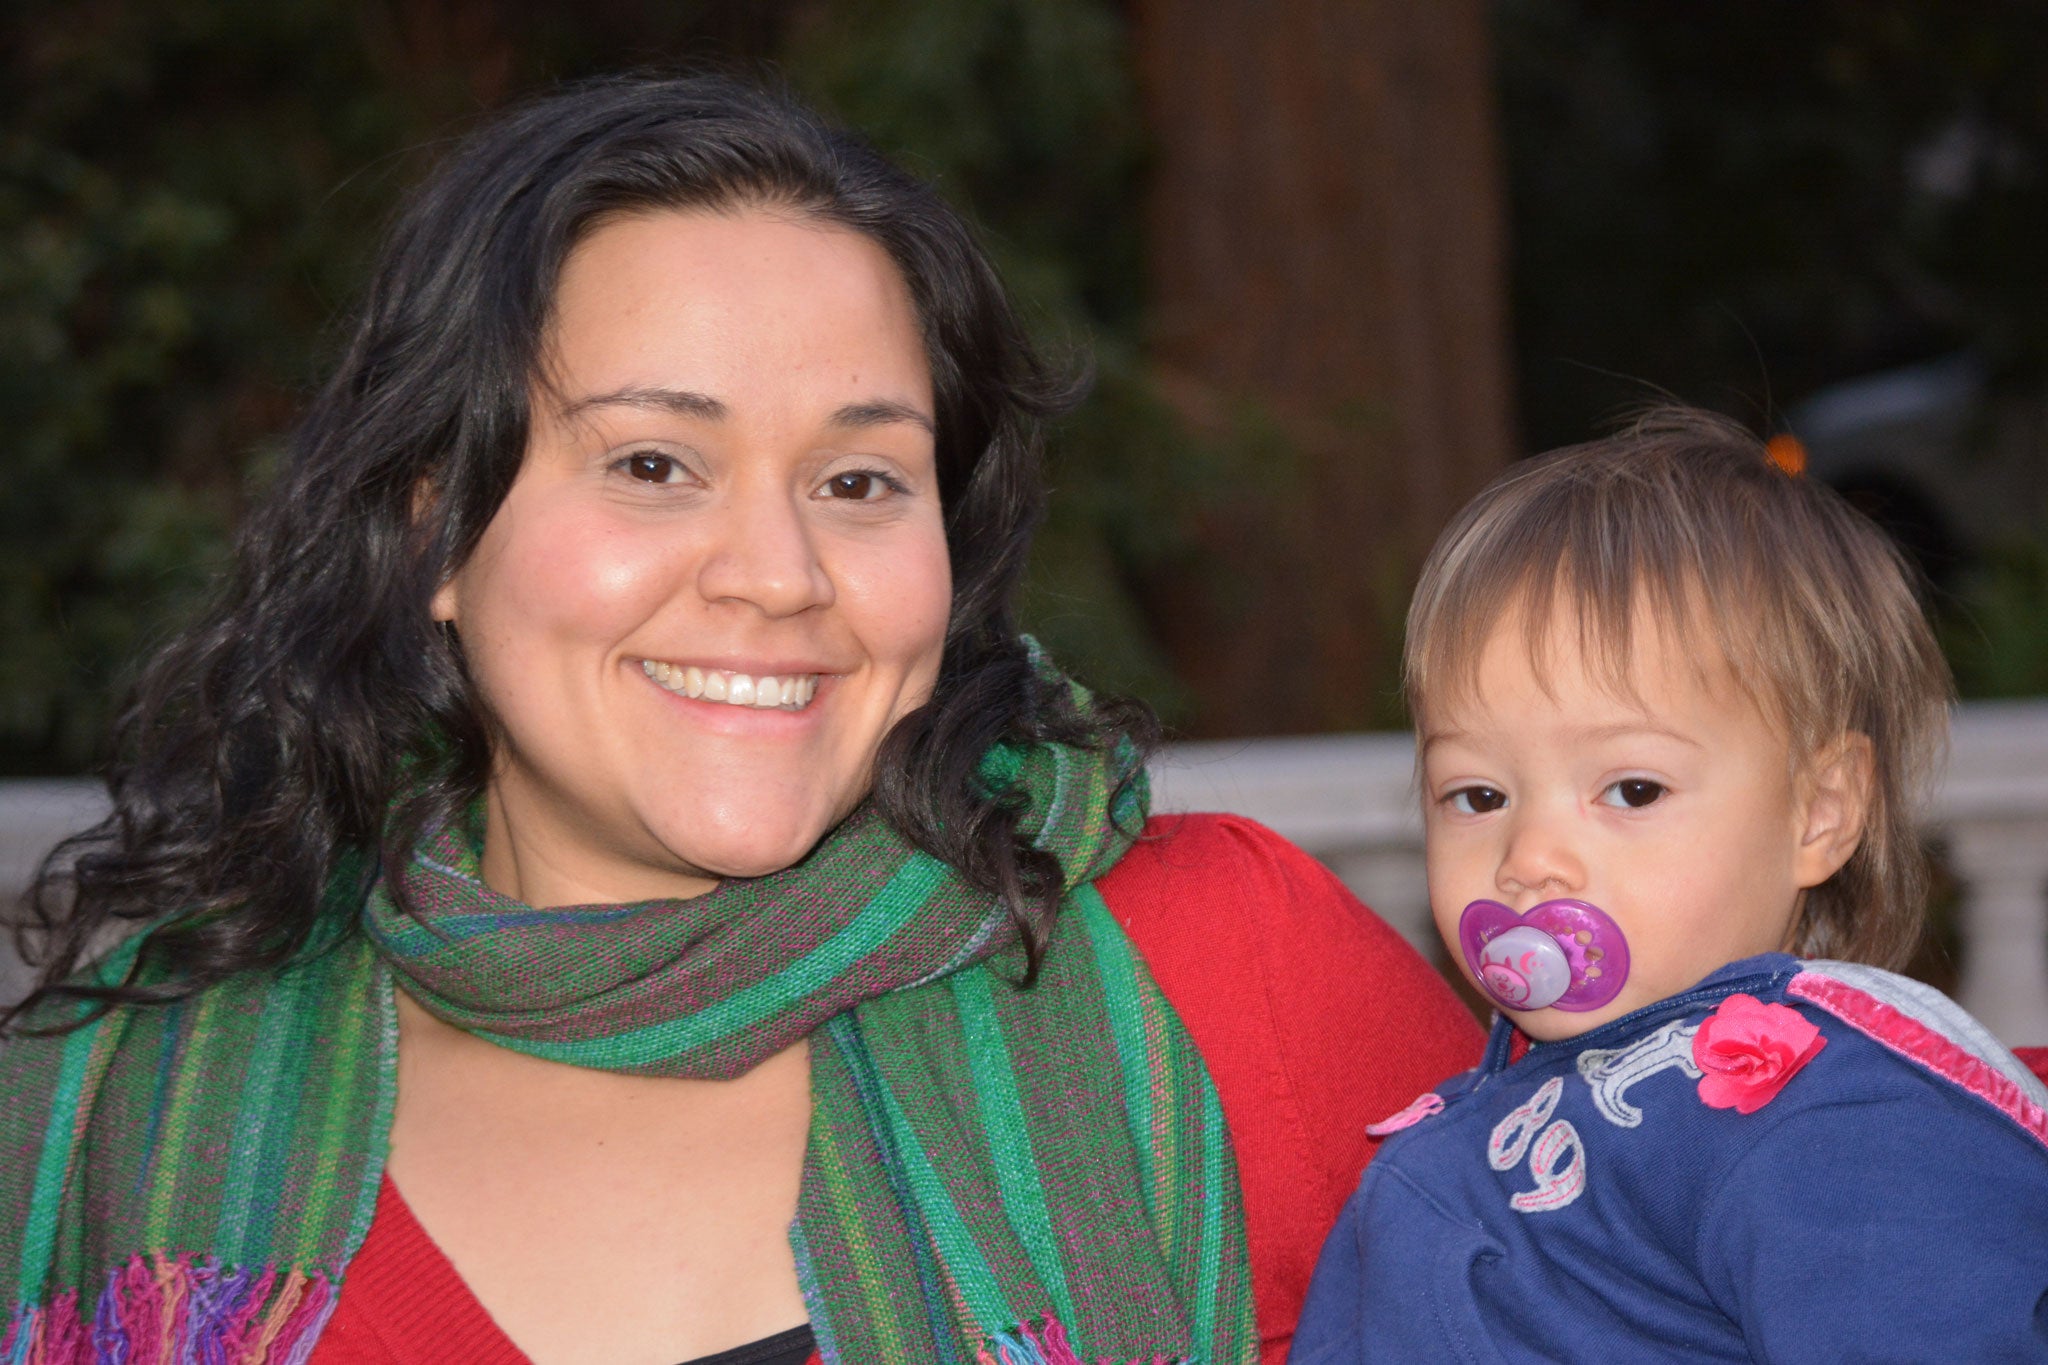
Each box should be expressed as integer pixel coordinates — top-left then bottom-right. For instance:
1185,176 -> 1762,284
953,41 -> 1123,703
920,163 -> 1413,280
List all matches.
1495,808 -> 1585,901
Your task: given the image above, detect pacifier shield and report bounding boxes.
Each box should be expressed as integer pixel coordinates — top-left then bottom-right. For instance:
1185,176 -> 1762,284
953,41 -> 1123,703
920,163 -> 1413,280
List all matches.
1457,897 -> 1630,1013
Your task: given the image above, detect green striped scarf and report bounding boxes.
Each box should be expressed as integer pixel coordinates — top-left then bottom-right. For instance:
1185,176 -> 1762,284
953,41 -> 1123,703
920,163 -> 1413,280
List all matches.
1,733 -> 1256,1364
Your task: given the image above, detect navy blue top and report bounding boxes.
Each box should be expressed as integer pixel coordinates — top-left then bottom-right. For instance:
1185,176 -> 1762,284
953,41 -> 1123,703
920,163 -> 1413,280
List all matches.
1292,954 -> 2048,1362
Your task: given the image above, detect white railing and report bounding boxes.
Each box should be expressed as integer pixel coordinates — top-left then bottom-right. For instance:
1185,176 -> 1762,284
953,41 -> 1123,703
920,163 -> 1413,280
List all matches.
6,699 -> 2048,1042
0,780 -> 117,1004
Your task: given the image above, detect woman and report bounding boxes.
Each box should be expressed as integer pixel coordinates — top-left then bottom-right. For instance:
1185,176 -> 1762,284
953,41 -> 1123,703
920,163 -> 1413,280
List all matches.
1,76 -> 1478,1365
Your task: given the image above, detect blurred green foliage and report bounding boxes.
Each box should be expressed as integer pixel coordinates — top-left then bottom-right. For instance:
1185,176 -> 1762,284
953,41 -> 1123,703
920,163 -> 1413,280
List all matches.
1,1 -> 422,770
5,0 -> 2048,774
0,0 -> 1217,773
1943,539 -> 2048,699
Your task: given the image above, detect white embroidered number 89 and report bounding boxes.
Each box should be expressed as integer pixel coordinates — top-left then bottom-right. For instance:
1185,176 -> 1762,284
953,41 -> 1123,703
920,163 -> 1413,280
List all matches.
1486,1076 -> 1586,1213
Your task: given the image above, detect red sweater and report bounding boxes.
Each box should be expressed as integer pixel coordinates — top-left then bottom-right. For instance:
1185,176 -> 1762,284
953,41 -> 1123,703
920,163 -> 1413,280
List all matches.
312,814 -> 1484,1365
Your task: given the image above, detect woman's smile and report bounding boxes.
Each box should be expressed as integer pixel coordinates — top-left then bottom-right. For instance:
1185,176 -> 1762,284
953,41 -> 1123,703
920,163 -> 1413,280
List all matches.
639,660 -> 823,711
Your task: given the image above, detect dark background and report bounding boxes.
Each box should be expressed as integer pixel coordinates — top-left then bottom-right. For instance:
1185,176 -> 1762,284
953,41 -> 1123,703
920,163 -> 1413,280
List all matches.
5,0 -> 2046,776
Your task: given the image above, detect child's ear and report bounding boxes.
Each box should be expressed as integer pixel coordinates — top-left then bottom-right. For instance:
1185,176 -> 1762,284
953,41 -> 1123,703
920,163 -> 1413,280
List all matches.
1793,732 -> 1875,889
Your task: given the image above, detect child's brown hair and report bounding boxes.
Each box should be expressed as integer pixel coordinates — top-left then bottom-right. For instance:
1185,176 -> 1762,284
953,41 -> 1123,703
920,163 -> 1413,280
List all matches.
1404,406 -> 1952,969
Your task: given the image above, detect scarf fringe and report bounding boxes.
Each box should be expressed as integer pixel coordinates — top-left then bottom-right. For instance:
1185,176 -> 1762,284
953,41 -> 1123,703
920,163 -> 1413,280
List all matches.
3,1257 -> 335,1365
976,1315 -> 1193,1365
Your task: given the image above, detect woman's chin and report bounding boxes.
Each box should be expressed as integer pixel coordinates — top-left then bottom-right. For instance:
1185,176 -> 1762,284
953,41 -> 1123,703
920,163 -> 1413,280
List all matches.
647,813 -> 847,884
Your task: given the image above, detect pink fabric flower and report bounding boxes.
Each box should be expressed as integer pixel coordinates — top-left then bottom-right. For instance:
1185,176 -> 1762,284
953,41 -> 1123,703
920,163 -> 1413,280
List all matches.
1692,993 -> 1827,1114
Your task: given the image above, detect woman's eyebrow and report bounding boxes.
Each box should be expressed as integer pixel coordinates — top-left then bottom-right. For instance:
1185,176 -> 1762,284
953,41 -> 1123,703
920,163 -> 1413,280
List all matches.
559,385 -> 728,421
829,399 -> 936,437
555,387 -> 934,437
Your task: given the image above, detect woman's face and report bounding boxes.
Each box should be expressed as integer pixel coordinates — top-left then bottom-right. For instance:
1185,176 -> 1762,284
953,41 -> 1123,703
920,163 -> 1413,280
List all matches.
433,208 -> 951,907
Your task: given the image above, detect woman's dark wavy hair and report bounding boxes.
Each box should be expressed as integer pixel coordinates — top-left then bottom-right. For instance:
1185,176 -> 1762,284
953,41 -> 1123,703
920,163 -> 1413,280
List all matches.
8,73 -> 1154,1029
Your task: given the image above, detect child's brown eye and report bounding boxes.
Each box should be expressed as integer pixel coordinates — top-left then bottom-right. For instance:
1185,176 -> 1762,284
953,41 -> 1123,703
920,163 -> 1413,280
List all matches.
1600,778 -> 1667,809
1448,786 -> 1507,814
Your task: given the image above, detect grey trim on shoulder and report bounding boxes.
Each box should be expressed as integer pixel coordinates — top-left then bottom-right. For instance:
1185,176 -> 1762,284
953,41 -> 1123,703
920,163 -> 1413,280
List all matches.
1800,959 -> 2048,1111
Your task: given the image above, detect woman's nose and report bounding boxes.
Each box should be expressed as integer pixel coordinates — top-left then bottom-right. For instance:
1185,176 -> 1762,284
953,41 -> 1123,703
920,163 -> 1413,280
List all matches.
695,488 -> 835,617
1495,807 -> 1585,901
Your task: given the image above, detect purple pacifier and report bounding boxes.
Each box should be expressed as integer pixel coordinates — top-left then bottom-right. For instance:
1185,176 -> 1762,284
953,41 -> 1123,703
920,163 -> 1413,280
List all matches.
1457,898 -> 1630,1013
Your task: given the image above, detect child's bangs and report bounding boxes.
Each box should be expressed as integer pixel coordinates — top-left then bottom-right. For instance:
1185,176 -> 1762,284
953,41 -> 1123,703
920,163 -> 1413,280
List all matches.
1404,463 -> 1767,729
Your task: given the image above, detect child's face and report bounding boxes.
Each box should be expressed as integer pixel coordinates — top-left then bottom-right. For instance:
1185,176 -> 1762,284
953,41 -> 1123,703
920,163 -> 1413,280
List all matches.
1419,601 -> 1851,1041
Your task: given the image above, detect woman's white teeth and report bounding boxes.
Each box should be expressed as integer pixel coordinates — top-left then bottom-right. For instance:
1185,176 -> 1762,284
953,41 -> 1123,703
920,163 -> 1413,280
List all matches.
641,660 -> 819,710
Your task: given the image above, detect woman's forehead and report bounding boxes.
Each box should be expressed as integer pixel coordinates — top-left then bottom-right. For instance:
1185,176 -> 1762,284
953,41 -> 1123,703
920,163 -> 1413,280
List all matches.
540,209 -> 932,415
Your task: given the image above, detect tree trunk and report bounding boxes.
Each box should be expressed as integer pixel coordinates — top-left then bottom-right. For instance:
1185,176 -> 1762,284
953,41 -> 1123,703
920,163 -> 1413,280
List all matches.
1131,0 -> 1515,735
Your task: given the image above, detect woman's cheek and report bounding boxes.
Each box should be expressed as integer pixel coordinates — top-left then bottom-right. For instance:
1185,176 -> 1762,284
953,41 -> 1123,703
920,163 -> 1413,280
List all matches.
504,507 -> 681,630
903,572 -> 954,670
861,531 -> 952,676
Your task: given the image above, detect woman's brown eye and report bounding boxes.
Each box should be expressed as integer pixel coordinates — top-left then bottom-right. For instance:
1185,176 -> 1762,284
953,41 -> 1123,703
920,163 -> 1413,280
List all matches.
826,472 -> 877,499
625,453 -> 672,482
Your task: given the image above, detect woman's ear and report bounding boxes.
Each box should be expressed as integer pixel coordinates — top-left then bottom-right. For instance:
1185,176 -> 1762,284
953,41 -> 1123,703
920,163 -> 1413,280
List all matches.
415,478 -> 460,624
430,576 -> 459,624
1793,732 -> 1876,889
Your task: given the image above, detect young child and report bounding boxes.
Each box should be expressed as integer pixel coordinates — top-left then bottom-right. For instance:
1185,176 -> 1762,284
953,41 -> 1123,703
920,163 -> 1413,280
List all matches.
1291,408 -> 2048,1361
